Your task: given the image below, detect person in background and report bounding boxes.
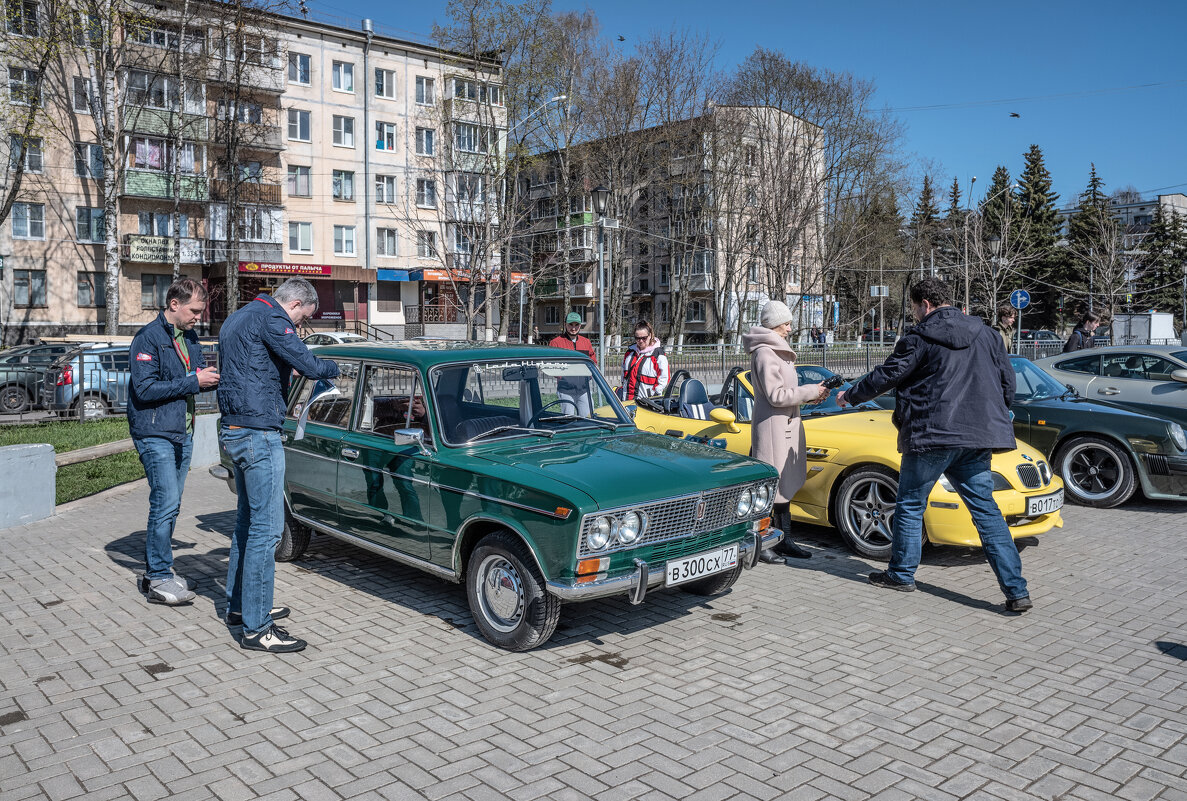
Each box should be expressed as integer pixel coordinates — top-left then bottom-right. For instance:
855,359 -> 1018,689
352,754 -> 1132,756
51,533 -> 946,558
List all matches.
837,277 -> 1031,613
218,277 -> 340,653
744,301 -> 827,563
1063,311 -> 1101,353
995,307 -> 1016,353
128,278 -> 220,606
620,320 -> 669,401
548,312 -> 596,415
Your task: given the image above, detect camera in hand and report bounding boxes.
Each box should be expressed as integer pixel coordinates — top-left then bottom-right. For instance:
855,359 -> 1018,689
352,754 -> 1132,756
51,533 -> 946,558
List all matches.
821,375 -> 844,390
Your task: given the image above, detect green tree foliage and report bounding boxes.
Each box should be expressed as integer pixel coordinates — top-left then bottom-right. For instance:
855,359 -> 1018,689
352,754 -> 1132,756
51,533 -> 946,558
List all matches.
1135,207 -> 1187,329
1015,145 -> 1063,327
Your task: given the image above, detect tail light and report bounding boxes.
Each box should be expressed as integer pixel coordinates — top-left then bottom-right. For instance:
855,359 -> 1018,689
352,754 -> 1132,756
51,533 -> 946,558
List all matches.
57,364 -> 74,386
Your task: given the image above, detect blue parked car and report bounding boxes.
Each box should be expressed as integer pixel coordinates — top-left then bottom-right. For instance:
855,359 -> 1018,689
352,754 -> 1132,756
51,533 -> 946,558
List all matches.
41,344 -> 133,419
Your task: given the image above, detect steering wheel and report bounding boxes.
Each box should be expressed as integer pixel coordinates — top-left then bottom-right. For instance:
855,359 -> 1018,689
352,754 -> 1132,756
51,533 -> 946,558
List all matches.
528,398 -> 580,426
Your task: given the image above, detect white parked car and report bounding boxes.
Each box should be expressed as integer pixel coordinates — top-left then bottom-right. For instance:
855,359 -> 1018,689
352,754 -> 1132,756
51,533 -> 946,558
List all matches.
1034,345 -> 1187,427
302,332 -> 368,346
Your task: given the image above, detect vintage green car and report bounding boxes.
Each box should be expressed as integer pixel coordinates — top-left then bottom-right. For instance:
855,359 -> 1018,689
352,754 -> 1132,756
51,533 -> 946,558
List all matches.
215,343 -> 780,651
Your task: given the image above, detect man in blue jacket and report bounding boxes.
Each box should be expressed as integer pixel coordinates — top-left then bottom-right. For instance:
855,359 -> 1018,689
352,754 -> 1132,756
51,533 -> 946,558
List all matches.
218,277 -> 339,653
838,277 -> 1032,613
129,278 -> 221,606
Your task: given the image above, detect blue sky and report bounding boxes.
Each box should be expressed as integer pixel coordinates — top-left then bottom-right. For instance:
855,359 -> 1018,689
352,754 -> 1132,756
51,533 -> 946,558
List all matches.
304,0 -> 1187,209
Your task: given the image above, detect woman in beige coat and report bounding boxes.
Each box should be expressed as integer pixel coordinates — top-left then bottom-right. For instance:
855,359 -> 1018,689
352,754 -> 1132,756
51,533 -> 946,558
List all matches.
742,300 -> 827,563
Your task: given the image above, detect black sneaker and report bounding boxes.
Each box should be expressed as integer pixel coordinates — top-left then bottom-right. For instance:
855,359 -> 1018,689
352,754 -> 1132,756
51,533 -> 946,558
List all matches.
240,625 -> 306,653
868,571 -> 916,592
1005,596 -> 1033,613
226,607 -> 291,627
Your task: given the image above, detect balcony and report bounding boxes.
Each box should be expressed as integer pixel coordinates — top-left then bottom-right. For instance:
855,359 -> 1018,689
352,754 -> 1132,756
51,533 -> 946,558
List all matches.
124,234 -> 204,264
122,108 -> 208,139
571,282 -> 595,299
123,170 -> 207,201
672,273 -> 711,292
210,179 -> 282,205
529,181 -> 557,200
208,122 -> 285,151
207,240 -> 282,263
206,60 -> 284,93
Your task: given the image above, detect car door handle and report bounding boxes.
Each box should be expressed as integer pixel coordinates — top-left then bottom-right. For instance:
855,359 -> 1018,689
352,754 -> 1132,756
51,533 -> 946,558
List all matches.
1097,387 -> 1120,395
341,447 -> 360,460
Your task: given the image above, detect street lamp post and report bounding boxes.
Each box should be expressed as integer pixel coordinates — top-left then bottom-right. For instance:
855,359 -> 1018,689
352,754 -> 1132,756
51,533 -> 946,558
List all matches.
592,185 -> 612,375
987,234 -> 1002,319
964,176 -> 976,312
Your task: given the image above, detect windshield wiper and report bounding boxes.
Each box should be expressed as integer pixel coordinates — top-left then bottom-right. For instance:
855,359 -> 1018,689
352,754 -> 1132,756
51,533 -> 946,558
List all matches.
1059,383 -> 1079,400
536,414 -> 622,430
463,426 -> 555,444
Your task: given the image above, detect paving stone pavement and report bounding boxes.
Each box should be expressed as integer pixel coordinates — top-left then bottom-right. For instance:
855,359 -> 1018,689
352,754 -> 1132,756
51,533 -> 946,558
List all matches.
1,471 -> 1185,801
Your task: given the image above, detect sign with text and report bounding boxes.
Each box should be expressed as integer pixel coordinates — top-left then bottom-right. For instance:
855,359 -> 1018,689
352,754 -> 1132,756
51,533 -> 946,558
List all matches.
239,261 -> 333,276
870,285 -> 889,297
129,236 -> 203,264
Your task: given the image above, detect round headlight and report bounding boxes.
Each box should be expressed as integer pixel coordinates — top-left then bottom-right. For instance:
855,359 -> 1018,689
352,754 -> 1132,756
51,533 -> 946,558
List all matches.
735,488 -> 754,517
589,516 -> 612,550
1170,423 -> 1186,452
754,484 -> 771,511
618,510 -> 643,544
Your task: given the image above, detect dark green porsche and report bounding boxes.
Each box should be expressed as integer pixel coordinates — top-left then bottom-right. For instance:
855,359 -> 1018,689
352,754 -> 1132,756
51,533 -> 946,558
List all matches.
215,343 -> 780,651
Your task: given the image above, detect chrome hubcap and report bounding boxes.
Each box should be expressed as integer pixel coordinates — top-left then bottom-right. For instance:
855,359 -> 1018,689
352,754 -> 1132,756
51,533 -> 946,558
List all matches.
478,555 -> 524,632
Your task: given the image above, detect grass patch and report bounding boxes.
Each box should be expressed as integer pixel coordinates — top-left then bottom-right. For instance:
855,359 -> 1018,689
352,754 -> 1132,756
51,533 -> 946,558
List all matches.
0,418 -> 130,452
56,450 -> 144,505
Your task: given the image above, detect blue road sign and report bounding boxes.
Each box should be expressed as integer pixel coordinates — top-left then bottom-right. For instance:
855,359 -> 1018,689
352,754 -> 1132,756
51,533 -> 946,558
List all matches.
1010,289 -> 1031,310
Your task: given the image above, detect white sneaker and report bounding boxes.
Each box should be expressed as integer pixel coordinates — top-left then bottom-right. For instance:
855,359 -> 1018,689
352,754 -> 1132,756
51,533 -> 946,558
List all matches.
146,577 -> 196,606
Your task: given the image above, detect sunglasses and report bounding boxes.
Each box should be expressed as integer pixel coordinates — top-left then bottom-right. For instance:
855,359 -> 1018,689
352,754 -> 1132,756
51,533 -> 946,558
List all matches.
634,335 -> 649,341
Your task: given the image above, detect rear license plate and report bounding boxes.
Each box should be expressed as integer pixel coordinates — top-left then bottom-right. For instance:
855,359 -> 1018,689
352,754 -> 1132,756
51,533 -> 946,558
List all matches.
1026,489 -> 1063,516
665,545 -> 739,587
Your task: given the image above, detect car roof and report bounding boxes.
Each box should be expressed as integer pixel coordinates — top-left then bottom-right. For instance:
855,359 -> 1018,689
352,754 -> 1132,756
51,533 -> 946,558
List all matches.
1035,344 -> 1185,362
309,340 -> 565,368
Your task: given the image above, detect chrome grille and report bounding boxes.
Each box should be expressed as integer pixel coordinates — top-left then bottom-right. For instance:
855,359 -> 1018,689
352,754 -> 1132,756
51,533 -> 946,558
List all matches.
1038,460 -> 1052,485
1016,464 -> 1041,489
577,481 -> 770,558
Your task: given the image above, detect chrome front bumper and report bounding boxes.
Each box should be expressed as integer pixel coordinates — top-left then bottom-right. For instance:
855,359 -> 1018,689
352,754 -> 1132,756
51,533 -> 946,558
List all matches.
545,525 -> 784,604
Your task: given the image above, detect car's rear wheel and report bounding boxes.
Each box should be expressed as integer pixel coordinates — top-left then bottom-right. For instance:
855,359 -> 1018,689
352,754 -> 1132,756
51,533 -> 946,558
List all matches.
679,562 -> 743,596
1055,436 -> 1136,508
833,466 -> 898,560
276,512 -> 311,562
0,385 -> 31,414
466,532 -> 560,651
74,394 -> 108,420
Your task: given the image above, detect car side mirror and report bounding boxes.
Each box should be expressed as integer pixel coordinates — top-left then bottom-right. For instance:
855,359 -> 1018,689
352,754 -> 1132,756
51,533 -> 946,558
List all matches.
709,407 -> 740,434
393,428 -> 432,456
1171,369 -> 1187,384
294,380 -> 341,441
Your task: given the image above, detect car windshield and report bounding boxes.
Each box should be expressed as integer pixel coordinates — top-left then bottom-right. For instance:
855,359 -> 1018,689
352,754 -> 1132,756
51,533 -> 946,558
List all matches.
1011,357 -> 1065,401
431,358 -> 631,444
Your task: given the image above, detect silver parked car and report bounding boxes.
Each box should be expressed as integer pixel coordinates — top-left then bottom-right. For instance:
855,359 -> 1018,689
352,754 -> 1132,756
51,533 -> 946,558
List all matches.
302,332 -> 368,346
1034,345 -> 1187,426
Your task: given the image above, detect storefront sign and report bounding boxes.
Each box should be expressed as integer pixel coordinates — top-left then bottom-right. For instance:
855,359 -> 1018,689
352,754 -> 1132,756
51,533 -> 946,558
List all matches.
317,311 -> 344,320
129,236 -> 202,264
239,261 -> 333,276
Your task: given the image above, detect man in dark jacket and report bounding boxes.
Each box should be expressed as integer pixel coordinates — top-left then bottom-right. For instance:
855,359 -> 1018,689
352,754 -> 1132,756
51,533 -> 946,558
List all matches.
548,312 -> 595,415
129,278 -> 220,606
218,277 -> 339,653
838,277 -> 1031,613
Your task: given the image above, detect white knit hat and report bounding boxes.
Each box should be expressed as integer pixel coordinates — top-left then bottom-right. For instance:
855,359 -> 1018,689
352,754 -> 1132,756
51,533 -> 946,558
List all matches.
760,300 -> 793,329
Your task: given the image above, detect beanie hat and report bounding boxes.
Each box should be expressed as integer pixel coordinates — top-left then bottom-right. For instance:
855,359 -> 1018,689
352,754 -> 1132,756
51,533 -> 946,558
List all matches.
565,312 -> 582,324
760,300 -> 793,329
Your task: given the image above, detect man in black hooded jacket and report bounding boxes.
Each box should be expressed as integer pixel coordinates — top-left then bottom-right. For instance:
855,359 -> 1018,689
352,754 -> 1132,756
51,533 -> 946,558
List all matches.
838,278 -> 1032,613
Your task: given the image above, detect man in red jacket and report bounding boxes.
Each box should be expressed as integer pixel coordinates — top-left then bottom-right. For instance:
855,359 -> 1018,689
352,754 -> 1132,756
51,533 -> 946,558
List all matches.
548,312 -> 595,415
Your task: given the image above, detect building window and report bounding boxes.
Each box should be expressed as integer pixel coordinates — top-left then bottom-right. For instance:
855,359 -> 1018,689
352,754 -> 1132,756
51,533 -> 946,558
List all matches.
658,263 -> 670,287
452,78 -> 501,105
376,228 -> 398,256
287,108 -> 310,141
745,146 -> 756,168
375,121 -> 395,151
126,69 -> 180,109
659,300 -> 670,323
12,202 -> 43,239
288,221 -> 312,253
128,137 -> 195,173
415,127 -> 435,156
331,61 -> 354,92
141,274 -> 171,309
287,52 -> 310,84
454,225 -> 474,255
8,66 -> 41,106
77,271 -> 106,307
375,174 -> 396,204
416,178 -> 436,208
332,115 -> 355,147
14,269 -> 46,307
747,261 -> 760,283
375,68 -> 396,99
132,23 -> 183,49
6,0 -> 37,35
333,225 -> 356,256
72,76 -> 91,112
287,165 -> 311,196
543,306 -> 560,325
416,231 -> 436,258
685,299 -> 706,323
76,207 -> 105,242
138,211 -> 187,236
455,172 -> 485,205
454,122 -> 491,154
332,169 -> 355,201
8,134 -> 41,173
415,76 -> 434,105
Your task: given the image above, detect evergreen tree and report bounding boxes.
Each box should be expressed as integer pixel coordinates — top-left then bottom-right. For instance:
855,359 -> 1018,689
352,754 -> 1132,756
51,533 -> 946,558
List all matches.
1015,145 -> 1063,327
1066,164 -> 1123,318
1135,207 -> 1187,330
980,165 -> 1015,235
909,175 -> 940,276
946,176 -> 962,220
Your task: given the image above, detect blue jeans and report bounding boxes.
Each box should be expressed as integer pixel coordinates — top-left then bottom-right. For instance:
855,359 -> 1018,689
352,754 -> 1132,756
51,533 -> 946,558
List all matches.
888,448 -> 1028,600
220,428 -> 285,635
135,436 -> 193,581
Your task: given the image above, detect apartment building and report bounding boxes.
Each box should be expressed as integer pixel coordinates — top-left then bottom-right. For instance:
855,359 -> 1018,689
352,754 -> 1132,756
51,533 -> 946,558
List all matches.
0,3 -> 504,344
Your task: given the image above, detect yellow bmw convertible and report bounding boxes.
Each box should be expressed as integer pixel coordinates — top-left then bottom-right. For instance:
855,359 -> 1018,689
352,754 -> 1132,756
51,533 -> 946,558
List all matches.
630,367 -> 1064,559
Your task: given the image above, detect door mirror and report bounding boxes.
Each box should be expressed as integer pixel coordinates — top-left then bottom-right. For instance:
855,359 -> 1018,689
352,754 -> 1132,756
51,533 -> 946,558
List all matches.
1171,369 -> 1187,384
294,380 -> 341,441
393,427 -> 432,456
709,407 -> 740,434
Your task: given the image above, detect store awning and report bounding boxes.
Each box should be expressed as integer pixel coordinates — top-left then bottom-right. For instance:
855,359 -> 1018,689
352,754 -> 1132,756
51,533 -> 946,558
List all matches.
413,268 -> 530,283
376,269 -> 412,282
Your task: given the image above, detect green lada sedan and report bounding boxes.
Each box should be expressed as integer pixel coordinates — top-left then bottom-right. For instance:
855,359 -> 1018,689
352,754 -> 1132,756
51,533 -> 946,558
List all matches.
214,343 -> 781,651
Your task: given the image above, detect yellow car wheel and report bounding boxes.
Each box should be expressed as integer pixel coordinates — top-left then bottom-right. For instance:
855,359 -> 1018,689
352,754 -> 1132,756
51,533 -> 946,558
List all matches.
832,465 -> 898,560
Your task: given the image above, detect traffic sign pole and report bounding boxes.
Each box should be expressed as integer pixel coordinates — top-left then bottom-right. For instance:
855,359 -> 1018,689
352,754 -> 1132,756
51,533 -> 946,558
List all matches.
1009,289 -> 1031,355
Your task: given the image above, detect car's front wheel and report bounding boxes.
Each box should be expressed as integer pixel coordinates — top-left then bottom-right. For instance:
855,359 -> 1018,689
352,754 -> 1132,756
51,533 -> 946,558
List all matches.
833,466 -> 898,560
466,532 -> 560,651
1055,436 -> 1136,508
0,385 -> 31,414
